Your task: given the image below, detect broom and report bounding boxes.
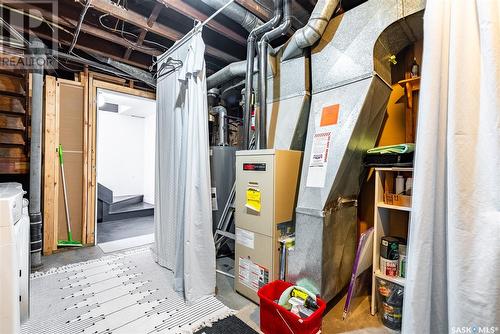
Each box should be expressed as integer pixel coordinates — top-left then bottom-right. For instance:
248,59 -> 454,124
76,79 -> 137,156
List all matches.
57,144 -> 83,247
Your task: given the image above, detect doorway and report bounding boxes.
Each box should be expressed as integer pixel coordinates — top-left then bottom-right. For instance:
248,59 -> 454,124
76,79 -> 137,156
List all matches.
95,88 -> 156,249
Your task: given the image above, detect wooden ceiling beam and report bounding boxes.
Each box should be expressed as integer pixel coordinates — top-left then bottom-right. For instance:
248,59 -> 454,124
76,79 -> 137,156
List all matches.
235,0 -> 271,21
124,1 -> 163,60
4,3 -> 162,57
18,26 -> 149,69
89,0 -> 239,63
158,0 -> 246,46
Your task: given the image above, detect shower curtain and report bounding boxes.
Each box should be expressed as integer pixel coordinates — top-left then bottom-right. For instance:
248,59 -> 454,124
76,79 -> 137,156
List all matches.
402,1 -> 500,333
154,31 -> 216,303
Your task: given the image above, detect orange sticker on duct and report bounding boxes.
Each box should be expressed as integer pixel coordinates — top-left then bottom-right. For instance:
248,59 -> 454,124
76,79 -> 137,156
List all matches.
320,104 -> 339,127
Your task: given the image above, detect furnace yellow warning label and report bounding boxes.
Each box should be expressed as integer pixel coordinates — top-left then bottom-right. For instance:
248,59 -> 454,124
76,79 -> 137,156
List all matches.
245,188 -> 261,212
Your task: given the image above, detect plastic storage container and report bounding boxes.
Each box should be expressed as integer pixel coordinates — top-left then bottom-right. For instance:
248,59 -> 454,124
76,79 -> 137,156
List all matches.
258,280 -> 326,334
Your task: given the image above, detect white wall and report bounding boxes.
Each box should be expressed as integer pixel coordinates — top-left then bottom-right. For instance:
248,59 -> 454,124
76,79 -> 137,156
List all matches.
143,114 -> 156,204
97,111 -> 145,197
97,89 -> 156,204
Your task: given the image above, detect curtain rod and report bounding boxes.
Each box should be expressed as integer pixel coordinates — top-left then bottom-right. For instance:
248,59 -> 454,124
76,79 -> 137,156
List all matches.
150,0 -> 236,71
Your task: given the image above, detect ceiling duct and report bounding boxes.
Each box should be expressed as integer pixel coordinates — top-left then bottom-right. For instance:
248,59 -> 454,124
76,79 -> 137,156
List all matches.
282,0 -> 340,60
287,0 -> 425,302
200,0 -> 263,32
207,59 -> 257,89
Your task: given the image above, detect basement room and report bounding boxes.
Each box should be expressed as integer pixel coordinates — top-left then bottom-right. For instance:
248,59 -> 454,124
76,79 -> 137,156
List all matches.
0,0 -> 498,334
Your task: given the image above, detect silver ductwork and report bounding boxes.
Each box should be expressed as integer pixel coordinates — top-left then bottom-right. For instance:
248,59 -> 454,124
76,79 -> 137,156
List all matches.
265,50 -> 310,151
287,0 -> 425,302
213,106 -> 228,146
200,0 -> 263,32
207,59 -> 258,89
282,0 -> 340,60
207,60 -> 246,89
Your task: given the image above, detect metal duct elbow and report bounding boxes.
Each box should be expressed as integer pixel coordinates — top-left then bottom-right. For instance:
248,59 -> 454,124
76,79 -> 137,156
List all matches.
282,0 -> 340,60
200,0 -> 263,32
207,60 -> 256,89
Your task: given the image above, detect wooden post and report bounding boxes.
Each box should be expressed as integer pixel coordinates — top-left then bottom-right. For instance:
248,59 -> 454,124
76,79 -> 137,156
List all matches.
42,76 -> 58,255
81,66 -> 89,245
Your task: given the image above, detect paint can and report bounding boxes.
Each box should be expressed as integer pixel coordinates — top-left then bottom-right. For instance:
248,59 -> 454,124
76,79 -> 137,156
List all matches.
380,237 -> 400,260
380,257 -> 398,277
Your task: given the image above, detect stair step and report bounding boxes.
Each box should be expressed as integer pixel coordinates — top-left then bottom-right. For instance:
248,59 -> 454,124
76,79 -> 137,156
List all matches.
97,183 -> 113,204
103,202 -> 154,222
109,195 -> 143,211
109,201 -> 153,214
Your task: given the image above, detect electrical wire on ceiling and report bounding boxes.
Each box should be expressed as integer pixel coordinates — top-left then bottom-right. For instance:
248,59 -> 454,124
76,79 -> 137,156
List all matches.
68,0 -> 93,54
98,14 -> 168,52
50,56 -> 82,72
92,0 -> 168,54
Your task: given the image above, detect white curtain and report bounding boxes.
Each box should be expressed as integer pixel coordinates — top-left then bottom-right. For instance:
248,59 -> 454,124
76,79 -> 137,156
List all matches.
154,31 -> 216,302
403,1 -> 500,333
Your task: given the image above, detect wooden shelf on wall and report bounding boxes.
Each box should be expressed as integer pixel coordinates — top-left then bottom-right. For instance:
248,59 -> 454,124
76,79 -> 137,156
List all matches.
0,71 -> 30,174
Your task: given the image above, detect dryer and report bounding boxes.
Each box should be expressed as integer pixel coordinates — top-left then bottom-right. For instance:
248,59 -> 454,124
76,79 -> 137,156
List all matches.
0,182 -> 29,333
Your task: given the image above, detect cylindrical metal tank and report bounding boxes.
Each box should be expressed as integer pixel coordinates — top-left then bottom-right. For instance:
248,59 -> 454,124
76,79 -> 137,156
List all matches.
210,146 -> 237,233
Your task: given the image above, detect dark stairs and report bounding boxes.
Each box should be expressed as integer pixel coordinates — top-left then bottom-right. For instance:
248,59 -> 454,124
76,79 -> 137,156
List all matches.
97,183 -> 154,222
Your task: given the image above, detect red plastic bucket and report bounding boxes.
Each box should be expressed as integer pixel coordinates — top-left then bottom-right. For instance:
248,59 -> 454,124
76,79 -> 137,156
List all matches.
257,280 -> 326,334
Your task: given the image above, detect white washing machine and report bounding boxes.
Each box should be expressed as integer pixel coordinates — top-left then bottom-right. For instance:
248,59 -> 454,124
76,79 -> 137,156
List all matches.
0,182 -> 29,333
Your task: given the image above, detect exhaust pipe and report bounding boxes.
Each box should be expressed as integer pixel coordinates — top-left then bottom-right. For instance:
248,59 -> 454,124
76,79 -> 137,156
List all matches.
282,0 -> 340,60
257,0 -> 292,149
243,0 -> 283,149
29,38 -> 44,269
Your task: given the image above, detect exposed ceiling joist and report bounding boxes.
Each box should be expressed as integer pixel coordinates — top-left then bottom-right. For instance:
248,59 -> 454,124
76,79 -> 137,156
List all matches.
235,0 -> 271,20
89,0 -> 239,63
158,0 -> 246,46
4,3 -> 162,57
124,1 -> 164,60
17,26 -> 149,69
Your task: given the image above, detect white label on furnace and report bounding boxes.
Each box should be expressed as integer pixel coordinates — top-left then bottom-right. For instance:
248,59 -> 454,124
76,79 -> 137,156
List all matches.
238,257 -> 268,292
306,131 -> 331,188
236,228 -> 254,249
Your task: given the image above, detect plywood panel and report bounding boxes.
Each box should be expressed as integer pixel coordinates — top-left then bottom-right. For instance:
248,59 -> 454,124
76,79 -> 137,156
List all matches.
57,81 -> 85,244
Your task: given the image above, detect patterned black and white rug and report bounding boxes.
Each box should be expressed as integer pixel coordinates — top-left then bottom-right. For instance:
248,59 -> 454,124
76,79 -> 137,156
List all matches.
23,247 -> 234,334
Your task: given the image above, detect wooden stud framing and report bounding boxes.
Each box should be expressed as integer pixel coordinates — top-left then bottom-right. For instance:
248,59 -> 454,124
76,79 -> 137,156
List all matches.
43,73 -> 155,250
42,76 -> 57,255
81,67 -> 89,245
85,78 -> 155,245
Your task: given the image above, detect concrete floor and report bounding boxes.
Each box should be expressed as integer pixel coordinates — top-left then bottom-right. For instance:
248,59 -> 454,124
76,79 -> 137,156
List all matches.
97,216 -> 154,243
38,246 -> 389,334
